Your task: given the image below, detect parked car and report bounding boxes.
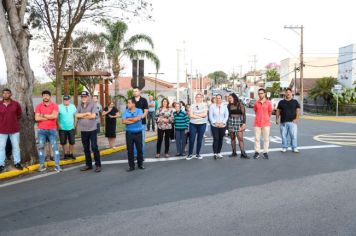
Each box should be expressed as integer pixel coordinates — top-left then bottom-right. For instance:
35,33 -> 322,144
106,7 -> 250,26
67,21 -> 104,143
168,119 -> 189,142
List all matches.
271,98 -> 283,115
248,99 -> 256,108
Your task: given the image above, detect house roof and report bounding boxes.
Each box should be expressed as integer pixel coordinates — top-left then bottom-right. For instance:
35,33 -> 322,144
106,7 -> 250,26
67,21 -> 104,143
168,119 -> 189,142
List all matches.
117,76 -> 173,89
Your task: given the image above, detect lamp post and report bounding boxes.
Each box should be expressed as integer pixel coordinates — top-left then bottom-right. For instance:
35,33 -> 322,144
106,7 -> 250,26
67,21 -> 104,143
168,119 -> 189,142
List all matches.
148,72 -> 164,99
60,45 -> 87,105
284,25 -> 304,115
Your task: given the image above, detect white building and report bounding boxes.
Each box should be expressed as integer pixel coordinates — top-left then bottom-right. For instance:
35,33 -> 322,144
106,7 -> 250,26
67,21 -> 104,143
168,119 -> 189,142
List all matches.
338,44 -> 356,88
280,57 -> 338,94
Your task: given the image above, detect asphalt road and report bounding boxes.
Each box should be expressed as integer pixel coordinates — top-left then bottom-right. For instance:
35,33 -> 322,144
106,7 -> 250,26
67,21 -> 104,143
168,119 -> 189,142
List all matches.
1,108 -> 356,236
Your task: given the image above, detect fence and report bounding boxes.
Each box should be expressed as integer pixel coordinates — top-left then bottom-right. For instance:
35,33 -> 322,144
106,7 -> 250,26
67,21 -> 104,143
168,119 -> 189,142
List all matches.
304,103 -> 356,115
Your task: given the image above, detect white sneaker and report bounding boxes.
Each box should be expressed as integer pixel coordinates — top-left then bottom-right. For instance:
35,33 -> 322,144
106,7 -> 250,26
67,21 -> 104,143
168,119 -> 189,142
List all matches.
281,148 -> 287,153
217,153 -> 223,159
293,148 -> 299,153
38,165 -> 46,172
54,166 -> 63,172
186,155 -> 193,160
171,139 -> 176,143
196,155 -> 203,160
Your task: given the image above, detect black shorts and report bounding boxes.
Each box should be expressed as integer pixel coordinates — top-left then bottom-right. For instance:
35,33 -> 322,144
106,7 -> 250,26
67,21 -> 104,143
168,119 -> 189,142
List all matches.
59,129 -> 76,145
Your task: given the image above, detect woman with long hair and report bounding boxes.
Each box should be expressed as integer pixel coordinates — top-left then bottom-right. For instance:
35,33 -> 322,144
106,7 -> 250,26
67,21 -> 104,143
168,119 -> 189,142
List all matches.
227,93 -> 249,158
155,98 -> 174,158
209,94 -> 229,159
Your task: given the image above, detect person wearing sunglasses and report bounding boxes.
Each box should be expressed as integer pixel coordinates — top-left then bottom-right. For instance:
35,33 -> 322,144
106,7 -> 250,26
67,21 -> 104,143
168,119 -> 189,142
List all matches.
253,88 -> 272,159
187,93 -> 208,160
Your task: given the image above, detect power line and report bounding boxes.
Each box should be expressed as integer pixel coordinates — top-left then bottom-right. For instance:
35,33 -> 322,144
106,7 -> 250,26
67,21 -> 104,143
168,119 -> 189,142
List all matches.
305,57 -> 356,68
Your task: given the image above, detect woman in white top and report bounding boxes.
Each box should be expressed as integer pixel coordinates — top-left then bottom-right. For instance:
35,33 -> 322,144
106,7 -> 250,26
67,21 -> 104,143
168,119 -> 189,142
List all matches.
186,93 -> 208,160
209,94 -> 229,159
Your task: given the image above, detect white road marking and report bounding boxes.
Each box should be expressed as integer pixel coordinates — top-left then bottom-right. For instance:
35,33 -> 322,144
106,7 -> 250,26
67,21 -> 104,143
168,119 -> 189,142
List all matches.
0,165 -> 81,189
314,133 -> 356,147
0,144 -> 341,188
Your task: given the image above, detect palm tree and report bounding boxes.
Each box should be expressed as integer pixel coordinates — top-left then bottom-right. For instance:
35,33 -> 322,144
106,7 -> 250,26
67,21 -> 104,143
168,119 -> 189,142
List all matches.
100,19 -> 160,98
309,76 -> 337,107
116,89 -> 134,104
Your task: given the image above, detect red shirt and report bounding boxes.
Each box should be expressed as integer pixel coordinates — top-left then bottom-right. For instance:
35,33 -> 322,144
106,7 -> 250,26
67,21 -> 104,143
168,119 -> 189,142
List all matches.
0,100 -> 22,134
254,99 -> 272,127
35,102 -> 59,130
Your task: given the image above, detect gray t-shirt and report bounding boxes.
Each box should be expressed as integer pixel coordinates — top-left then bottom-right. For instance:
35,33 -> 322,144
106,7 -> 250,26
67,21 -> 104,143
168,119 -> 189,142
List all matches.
77,102 -> 97,132
190,103 -> 208,124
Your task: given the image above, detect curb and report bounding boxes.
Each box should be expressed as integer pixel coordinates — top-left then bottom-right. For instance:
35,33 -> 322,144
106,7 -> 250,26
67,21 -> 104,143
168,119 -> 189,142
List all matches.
0,136 -> 158,181
302,115 -> 356,122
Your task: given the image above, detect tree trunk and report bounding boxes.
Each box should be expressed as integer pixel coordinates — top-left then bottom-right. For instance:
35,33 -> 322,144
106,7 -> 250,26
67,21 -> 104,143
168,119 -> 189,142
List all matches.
0,4 -> 38,164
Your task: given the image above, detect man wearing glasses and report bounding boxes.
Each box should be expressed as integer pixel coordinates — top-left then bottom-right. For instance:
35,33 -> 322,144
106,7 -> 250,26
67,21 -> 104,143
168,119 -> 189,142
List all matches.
253,88 -> 272,159
76,91 -> 102,172
58,95 -> 77,160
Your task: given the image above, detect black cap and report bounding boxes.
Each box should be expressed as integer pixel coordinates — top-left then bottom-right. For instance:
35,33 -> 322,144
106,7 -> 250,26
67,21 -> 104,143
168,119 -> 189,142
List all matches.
80,91 -> 89,97
63,95 -> 71,100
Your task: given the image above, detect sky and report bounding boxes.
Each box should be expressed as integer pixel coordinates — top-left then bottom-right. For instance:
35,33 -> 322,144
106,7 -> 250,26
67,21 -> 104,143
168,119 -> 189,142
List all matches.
1,0 -> 356,84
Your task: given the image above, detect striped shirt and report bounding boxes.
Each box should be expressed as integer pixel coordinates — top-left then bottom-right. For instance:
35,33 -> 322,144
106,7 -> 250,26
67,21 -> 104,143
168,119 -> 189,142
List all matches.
173,110 -> 189,130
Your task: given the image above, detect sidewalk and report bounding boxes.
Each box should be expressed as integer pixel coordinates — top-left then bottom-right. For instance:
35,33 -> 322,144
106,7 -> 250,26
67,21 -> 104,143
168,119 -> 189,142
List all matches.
0,131 -> 158,180
302,115 -> 356,123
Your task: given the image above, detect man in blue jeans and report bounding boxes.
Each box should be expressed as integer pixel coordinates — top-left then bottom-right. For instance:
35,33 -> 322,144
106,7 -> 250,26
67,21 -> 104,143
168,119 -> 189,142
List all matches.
0,88 -> 23,173
132,87 -> 148,158
35,90 -> 62,172
122,98 -> 144,171
276,88 -> 301,153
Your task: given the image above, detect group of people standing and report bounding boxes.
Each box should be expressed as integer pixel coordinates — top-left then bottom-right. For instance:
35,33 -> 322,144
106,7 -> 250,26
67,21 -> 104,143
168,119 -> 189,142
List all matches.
0,84 -> 300,173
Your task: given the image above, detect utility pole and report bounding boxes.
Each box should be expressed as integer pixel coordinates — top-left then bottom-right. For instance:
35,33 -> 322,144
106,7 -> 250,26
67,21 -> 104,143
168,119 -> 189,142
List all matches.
284,25 -> 304,115
177,49 -> 181,102
249,55 -> 257,98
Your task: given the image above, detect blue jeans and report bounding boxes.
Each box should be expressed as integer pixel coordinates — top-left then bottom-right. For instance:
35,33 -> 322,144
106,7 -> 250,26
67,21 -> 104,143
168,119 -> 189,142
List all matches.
0,133 -> 21,166
38,129 -> 60,166
175,129 -> 186,155
134,125 -> 146,157
280,122 -> 298,149
188,123 -> 207,156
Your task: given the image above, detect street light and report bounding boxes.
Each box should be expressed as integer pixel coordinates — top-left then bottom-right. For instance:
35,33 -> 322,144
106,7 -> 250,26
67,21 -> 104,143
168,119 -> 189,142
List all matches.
60,45 -> 87,104
148,72 -> 164,99
284,25 -> 304,115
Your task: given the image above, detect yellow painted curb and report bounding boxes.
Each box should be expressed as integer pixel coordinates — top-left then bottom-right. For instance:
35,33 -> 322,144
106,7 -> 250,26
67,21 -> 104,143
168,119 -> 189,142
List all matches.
0,136 -> 158,180
302,115 -> 356,122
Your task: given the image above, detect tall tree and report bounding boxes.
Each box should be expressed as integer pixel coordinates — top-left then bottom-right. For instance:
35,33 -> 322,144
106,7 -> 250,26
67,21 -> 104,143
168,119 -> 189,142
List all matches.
0,0 -> 38,163
99,19 -> 160,98
28,0 -> 153,103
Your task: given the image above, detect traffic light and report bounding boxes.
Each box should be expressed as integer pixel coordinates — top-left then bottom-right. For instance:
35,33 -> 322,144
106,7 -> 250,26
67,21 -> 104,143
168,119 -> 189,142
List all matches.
131,59 -> 145,89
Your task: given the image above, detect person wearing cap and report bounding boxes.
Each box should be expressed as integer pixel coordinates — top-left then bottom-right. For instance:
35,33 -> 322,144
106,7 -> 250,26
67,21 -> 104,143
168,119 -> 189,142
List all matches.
35,90 -> 62,172
0,88 -> 23,173
76,91 -> 102,172
58,95 -> 77,160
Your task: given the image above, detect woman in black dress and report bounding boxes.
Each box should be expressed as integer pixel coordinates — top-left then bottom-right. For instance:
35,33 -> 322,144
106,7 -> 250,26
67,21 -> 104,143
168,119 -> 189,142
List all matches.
102,101 -> 120,149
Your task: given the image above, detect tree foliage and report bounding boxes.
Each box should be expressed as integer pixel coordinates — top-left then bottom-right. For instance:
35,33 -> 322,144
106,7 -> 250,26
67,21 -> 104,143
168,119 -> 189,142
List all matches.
207,71 -> 228,87
309,76 -> 337,106
99,19 -> 160,97
28,0 -> 153,102
333,87 -> 356,105
266,68 -> 280,82
266,82 -> 281,98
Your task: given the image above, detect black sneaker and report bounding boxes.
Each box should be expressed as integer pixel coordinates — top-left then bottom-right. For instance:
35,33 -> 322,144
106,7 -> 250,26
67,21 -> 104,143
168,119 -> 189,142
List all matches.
213,154 -> 217,160
0,165 -> 5,173
14,163 -> 23,170
70,154 -> 76,160
263,153 -> 269,159
253,152 -> 260,159
63,154 -> 69,160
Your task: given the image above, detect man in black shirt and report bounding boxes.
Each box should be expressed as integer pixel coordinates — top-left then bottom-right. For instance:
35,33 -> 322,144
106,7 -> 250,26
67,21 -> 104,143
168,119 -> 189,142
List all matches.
132,87 -> 148,157
276,88 -> 300,153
